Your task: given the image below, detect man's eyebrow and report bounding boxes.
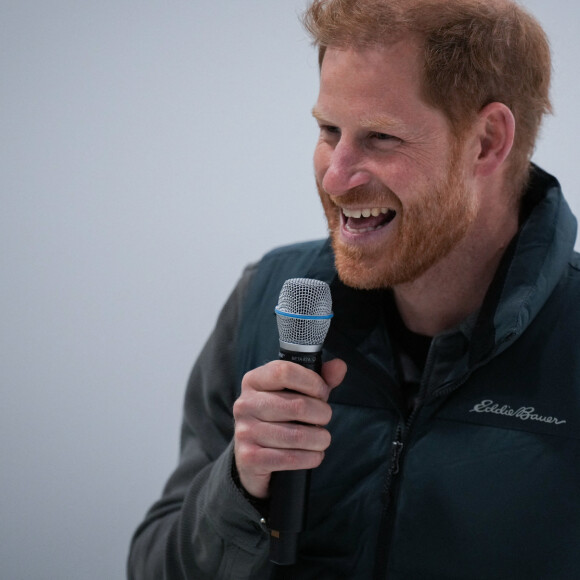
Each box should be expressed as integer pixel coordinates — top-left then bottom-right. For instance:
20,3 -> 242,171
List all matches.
311,107 -> 328,122
359,114 -> 406,132
311,108 -> 406,133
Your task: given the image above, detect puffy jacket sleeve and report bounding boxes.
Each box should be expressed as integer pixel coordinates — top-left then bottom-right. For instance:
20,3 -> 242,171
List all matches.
127,264 -> 272,579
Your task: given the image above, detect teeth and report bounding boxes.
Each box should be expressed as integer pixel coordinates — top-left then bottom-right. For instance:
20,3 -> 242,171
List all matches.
342,207 -> 390,219
343,208 -> 363,218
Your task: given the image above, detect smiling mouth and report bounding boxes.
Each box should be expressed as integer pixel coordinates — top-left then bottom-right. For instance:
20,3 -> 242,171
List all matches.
341,206 -> 397,233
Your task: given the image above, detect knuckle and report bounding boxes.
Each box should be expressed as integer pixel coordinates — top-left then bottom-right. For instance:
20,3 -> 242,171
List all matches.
234,391 -> 266,421
285,424 -> 307,446
236,443 -> 270,471
240,369 -> 253,391
234,420 -> 253,443
255,393 -> 276,416
268,359 -> 292,384
241,362 -> 276,392
232,396 -> 250,419
234,443 -> 255,467
281,450 -> 302,470
288,396 -> 309,420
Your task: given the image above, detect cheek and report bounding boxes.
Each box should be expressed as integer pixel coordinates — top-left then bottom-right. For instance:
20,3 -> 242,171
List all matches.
380,142 -> 454,194
315,183 -> 340,229
313,143 -> 330,183
379,160 -> 424,197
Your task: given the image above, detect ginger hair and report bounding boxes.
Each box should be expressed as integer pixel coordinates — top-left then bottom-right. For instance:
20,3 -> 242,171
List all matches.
302,0 -> 552,196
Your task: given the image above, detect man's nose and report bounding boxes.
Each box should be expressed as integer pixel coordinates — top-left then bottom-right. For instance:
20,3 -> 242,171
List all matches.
321,141 -> 370,196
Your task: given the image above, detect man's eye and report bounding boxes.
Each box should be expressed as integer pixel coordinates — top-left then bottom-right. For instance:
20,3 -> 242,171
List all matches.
319,124 -> 340,136
369,132 -> 402,149
370,132 -> 396,141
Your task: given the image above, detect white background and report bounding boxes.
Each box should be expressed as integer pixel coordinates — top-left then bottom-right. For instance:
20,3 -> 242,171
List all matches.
2,1 -> 579,578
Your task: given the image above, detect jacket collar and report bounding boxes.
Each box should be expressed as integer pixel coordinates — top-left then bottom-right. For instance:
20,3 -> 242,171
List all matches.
469,165 -> 577,365
308,165 -> 577,378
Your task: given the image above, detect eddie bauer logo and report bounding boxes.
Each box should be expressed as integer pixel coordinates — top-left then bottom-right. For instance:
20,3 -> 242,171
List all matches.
469,400 -> 567,425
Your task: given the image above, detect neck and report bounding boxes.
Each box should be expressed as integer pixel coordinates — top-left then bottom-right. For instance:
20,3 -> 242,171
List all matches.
393,205 -> 519,337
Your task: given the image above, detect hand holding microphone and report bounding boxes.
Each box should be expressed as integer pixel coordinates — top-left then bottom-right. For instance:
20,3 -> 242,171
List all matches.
233,279 -> 346,564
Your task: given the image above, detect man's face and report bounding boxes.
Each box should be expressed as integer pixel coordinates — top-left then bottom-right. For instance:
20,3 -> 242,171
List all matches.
313,42 -> 478,289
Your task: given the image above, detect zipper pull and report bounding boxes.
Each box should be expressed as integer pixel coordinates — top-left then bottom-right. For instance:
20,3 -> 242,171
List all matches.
390,440 -> 404,476
381,437 -> 405,505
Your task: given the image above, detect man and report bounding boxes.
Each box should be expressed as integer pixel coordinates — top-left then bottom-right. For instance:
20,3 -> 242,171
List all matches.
128,0 -> 580,578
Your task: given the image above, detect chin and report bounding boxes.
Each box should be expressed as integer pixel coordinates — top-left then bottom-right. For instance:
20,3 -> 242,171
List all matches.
330,235 -> 409,289
330,223 -> 466,290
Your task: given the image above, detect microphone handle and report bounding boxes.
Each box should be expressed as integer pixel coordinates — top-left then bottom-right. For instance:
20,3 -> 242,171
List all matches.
268,347 -> 322,565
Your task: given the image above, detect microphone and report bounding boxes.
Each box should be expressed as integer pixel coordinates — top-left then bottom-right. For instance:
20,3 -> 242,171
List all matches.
268,278 -> 333,565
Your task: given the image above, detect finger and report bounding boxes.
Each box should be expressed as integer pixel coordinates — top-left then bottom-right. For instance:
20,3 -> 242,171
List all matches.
241,359 -> 332,400
258,448 -> 326,473
235,444 -> 326,494
237,419 -> 332,452
234,389 -> 333,425
321,358 -> 347,392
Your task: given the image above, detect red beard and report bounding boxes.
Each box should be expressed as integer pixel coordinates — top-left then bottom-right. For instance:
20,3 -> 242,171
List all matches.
317,147 -> 477,289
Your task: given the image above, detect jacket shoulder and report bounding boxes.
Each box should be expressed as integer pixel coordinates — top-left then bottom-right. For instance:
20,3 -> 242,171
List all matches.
569,251 -> 580,274
250,238 -> 336,295
259,238 -> 332,268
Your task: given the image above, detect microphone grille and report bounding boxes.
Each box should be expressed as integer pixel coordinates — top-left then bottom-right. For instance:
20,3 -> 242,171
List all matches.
275,278 -> 333,346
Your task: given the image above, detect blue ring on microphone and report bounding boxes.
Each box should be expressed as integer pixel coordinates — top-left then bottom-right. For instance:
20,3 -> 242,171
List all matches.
275,307 -> 334,321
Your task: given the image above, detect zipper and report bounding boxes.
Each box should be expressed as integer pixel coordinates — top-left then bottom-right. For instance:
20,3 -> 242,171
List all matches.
380,425 -> 404,505
381,405 -> 417,496
373,334 -> 441,579
374,401 -> 422,579
373,326 -> 514,577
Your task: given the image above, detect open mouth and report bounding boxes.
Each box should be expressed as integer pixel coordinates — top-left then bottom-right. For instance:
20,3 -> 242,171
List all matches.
341,206 -> 397,234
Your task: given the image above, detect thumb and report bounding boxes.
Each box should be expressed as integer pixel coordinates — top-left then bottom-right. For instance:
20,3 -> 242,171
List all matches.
321,358 -> 347,390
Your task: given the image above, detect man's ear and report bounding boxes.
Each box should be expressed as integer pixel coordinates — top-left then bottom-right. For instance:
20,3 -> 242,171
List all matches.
472,102 -> 515,177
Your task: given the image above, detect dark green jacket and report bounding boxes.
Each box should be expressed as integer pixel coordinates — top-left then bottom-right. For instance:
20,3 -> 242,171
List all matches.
129,166 -> 580,579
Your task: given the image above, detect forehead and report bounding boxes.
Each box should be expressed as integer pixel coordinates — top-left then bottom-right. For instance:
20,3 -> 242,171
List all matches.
321,40 -> 422,88
315,42 -> 448,133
